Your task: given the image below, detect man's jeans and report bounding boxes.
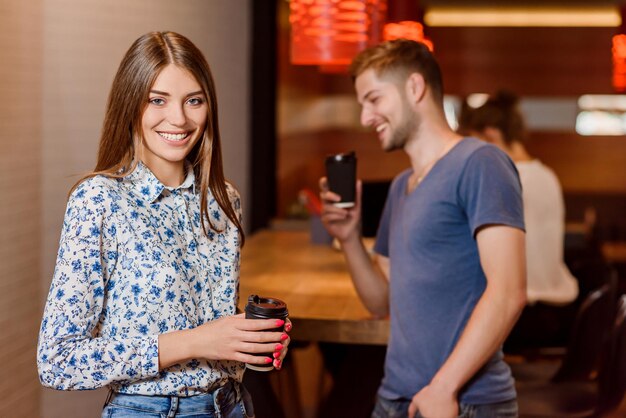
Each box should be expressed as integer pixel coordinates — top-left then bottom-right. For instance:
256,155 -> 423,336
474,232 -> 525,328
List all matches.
101,380 -> 254,418
371,395 -> 518,418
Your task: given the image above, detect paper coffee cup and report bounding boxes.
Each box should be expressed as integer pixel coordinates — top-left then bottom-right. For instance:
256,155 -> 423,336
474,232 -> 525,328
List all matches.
244,295 -> 289,371
325,152 -> 357,208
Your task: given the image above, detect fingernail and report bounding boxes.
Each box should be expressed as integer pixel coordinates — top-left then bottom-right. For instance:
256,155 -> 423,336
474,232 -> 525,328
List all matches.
264,357 -> 272,364
275,343 -> 283,351
274,359 -> 282,369
275,319 -> 285,327
280,333 -> 288,341
285,323 -> 292,332
273,352 -> 281,359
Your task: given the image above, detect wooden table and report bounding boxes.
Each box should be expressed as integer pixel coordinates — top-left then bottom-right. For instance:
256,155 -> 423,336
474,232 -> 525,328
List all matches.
239,228 -> 389,345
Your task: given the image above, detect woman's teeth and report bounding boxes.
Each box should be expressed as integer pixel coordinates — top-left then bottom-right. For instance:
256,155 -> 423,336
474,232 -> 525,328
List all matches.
159,132 -> 189,141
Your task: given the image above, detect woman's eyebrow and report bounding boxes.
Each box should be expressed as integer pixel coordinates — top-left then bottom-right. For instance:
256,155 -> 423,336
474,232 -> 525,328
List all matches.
149,90 -> 204,97
185,90 -> 204,97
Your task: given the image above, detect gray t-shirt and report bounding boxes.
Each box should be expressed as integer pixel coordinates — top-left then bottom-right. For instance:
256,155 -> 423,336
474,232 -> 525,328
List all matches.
374,137 -> 524,404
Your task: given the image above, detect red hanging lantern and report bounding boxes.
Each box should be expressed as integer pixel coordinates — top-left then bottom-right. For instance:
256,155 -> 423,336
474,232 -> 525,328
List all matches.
290,0 -> 387,67
612,34 -> 626,92
612,6 -> 626,92
383,21 -> 433,50
383,0 -> 433,51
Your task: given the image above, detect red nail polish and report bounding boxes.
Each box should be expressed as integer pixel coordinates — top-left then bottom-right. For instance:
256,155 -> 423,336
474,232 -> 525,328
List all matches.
280,333 -> 288,341
273,352 -> 281,359
275,360 -> 282,369
275,319 -> 285,327
285,323 -> 292,332
275,343 -> 284,351
264,357 -> 272,364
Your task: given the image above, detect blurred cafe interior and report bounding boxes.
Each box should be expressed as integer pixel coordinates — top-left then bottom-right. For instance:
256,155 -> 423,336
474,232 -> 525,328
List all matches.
3,0 -> 626,416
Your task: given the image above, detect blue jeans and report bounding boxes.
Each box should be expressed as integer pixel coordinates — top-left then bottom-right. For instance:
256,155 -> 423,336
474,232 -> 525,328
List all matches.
371,395 -> 518,418
101,380 -> 254,418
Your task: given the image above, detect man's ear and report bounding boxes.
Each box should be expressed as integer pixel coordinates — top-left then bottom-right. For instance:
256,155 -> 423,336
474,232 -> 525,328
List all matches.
405,73 -> 426,104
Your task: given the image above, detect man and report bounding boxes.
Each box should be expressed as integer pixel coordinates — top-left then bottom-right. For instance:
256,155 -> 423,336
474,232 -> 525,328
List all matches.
320,39 -> 527,418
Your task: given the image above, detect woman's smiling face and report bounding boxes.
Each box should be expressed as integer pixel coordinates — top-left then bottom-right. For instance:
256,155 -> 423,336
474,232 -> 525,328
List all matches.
139,64 -> 208,184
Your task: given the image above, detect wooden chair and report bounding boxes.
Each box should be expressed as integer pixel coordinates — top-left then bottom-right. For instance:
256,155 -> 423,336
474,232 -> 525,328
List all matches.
510,269 -> 617,384
551,269 -> 618,383
516,294 -> 626,417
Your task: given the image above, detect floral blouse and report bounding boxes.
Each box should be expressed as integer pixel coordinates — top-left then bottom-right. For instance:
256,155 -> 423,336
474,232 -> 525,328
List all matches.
37,162 -> 243,396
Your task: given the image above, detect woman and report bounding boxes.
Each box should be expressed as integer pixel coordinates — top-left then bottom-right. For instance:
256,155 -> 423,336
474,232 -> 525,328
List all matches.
37,31 -> 290,417
460,91 -> 578,350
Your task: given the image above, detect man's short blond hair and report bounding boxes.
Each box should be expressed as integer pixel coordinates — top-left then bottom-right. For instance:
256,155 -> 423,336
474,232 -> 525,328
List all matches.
349,39 -> 444,103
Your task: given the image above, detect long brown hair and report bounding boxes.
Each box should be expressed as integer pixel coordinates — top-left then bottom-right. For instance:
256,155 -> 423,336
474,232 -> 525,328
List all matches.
72,31 -> 244,244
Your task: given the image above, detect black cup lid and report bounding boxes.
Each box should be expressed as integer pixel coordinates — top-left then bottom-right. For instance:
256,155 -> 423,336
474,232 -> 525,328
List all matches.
246,294 -> 288,316
325,151 -> 356,163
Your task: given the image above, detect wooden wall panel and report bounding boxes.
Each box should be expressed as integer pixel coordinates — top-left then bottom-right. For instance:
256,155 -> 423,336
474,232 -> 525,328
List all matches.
430,27 -> 615,96
527,132 -> 626,193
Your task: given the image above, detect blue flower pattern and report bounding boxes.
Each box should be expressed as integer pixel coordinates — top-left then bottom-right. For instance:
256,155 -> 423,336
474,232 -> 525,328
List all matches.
37,162 -> 243,396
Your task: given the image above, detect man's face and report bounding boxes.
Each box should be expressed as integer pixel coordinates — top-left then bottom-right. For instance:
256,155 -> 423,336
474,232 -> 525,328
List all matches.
355,69 -> 417,152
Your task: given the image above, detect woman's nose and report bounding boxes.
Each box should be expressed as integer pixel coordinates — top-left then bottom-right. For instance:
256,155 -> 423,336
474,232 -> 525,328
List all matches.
167,104 -> 187,126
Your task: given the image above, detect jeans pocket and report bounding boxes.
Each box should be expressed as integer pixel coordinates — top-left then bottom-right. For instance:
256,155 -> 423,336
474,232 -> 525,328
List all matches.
102,404 -> 163,418
239,385 -> 255,418
457,404 -> 474,418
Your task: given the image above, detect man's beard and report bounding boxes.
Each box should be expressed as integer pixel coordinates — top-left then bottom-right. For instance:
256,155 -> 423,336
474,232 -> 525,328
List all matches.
383,104 -> 417,152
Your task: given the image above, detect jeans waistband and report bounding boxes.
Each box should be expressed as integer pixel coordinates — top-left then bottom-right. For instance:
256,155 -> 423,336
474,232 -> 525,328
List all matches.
105,380 -> 242,416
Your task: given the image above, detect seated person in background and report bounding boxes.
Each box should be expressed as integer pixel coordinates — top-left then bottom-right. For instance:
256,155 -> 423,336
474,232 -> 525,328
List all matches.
460,91 -> 579,350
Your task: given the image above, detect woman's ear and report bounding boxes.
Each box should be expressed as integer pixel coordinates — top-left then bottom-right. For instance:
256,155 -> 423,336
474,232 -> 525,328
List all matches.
405,73 -> 426,104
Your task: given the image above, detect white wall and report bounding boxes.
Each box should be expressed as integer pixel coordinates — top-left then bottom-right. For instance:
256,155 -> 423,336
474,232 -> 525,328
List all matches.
40,1 -> 251,416
0,1 -> 43,416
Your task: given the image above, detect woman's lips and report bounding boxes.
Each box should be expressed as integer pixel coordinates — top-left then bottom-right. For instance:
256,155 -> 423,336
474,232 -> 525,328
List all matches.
157,131 -> 192,145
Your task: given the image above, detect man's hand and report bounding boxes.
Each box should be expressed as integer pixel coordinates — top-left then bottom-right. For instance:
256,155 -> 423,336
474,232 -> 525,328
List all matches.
319,177 -> 362,243
408,383 -> 458,418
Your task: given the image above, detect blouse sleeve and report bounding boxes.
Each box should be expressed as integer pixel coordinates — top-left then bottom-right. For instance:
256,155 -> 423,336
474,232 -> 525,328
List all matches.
37,179 -> 160,390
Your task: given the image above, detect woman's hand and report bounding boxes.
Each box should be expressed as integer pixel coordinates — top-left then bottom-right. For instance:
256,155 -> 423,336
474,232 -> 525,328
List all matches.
273,318 -> 293,370
158,314 -> 288,369
193,314 -> 288,365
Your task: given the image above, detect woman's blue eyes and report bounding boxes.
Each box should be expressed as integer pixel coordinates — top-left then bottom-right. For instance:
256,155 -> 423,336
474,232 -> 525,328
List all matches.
148,97 -> 204,106
150,98 -> 166,105
186,98 -> 204,105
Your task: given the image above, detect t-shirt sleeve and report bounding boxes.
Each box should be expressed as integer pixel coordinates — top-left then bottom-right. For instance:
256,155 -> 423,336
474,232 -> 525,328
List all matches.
458,145 -> 525,236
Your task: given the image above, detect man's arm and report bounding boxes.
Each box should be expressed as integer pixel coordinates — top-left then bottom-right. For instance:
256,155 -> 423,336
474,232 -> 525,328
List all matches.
320,178 -> 390,317
409,225 -> 526,418
340,236 -> 390,317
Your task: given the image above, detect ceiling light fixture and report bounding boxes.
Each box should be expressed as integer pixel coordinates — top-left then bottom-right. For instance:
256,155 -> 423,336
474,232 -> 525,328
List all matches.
424,7 -> 621,28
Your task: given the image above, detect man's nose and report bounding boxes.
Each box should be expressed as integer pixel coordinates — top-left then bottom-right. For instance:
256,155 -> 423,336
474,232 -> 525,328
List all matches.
360,107 -> 373,128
